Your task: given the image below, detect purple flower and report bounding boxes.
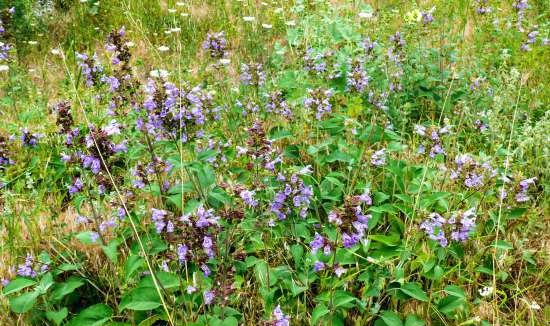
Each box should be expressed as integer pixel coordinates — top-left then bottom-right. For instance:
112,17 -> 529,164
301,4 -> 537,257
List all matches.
202,31 -> 228,58
240,62 -> 266,86
346,61 -> 369,93
151,208 -> 168,233
203,290 -> 215,305
370,149 -> 386,166
177,244 -> 188,264
17,254 -> 36,278
202,236 -> 215,259
272,305 -> 290,326
310,233 -> 325,254
313,261 -> 325,272
240,189 -> 258,207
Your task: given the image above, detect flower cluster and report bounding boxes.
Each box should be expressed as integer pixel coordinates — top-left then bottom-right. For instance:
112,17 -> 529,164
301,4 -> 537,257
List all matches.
0,7 -> 14,62
303,48 -> 340,79
139,78 -> 217,142
53,101 -> 74,134
346,60 -> 369,93
20,129 -> 42,147
500,177 -> 537,203
414,124 -> 450,158
327,190 -> 372,248
421,8 -> 434,25
239,120 -> 282,172
0,134 -> 13,167
131,156 -> 172,189
361,37 -> 377,57
370,149 -> 387,167
449,154 -> 496,189
76,52 -> 104,87
202,31 -> 228,59
474,0 -> 492,14
420,209 -> 476,247
304,88 -> 333,120
513,0 -> 528,32
16,253 -> 48,278
266,90 -> 292,119
521,29 -> 538,52
270,173 -> 313,221
235,99 -> 260,116
270,305 -> 290,326
240,62 -> 266,86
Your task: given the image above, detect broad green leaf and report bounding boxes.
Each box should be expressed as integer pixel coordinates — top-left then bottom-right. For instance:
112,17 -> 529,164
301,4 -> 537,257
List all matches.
404,314 -> 425,326
400,283 -> 429,302
312,304 -> 330,324
50,277 -> 85,302
379,310 -> 403,326
2,278 -> 36,295
46,307 -> 68,326
9,290 -> 39,313
125,255 -> 145,281
443,285 -> 465,299
119,287 -> 161,311
102,239 -> 121,263
66,303 -> 113,326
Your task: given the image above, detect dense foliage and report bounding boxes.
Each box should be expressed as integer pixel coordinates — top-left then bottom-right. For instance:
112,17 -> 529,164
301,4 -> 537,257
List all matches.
0,1 -> 548,325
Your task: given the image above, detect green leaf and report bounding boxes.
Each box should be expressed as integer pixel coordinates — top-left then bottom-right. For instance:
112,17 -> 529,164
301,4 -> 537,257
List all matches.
119,287 -> 161,311
333,290 -> 356,308
369,233 -> 401,246
404,314 -> 425,326
197,149 -> 218,162
50,277 -> 85,302
102,239 -> 121,263
46,308 -> 68,326
2,278 -> 36,295
9,290 -> 39,313
443,285 -> 465,299
438,295 -> 465,314
76,231 -> 99,245
312,304 -> 330,324
125,255 -> 145,281
220,317 -> 238,326
379,310 -> 403,326
66,304 -> 113,326
138,271 -> 180,290
400,283 -> 429,302
492,240 -> 513,250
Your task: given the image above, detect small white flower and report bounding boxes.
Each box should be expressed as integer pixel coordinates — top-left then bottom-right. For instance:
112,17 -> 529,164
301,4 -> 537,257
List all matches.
285,20 -> 296,26
125,41 -> 135,47
478,286 -> 494,297
176,2 -> 185,7
243,16 -> 256,22
164,30 -> 172,35
358,12 -> 373,19
50,48 -> 62,55
150,69 -> 169,79
171,27 -> 181,33
262,23 -> 272,29
274,8 -> 283,14
528,301 -> 541,310
158,45 -> 170,52
79,0 -> 88,3
180,13 -> 189,17
219,58 -> 231,66
0,65 -> 9,72
298,165 -> 312,175
168,8 -> 176,13
28,41 -> 38,45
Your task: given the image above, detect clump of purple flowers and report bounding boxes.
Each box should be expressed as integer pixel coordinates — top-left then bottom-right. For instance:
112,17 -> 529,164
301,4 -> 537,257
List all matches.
500,177 -> 537,203
513,0 -> 528,32
370,148 -> 387,167
131,156 -> 172,189
20,129 -> 42,147
270,173 -> 313,221
235,99 -> 259,116
449,154 -> 496,189
76,52 -> 104,88
139,78 -> 217,142
303,48 -> 340,78
420,209 -> 476,247
421,8 -> 435,25
304,88 -> 333,120
346,60 -> 369,93
361,37 -> 377,57
240,62 -> 266,87
266,90 -> 292,119
521,29 -> 538,52
474,0 -> 492,15
327,190 -> 372,248
202,31 -> 228,59
414,124 -> 450,158
270,305 -> 290,326
0,134 -> 13,167
16,253 -> 48,278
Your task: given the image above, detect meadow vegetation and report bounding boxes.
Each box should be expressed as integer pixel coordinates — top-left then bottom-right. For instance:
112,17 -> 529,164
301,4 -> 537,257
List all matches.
0,0 -> 549,325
